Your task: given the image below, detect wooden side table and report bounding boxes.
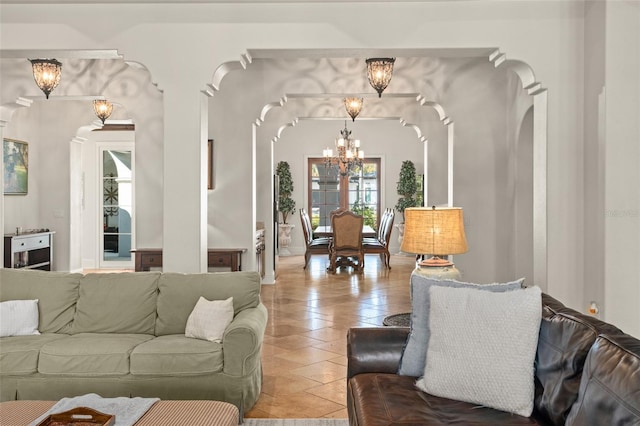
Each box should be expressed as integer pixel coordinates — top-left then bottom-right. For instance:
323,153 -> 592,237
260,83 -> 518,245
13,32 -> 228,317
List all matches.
131,248 -> 246,272
207,249 -> 245,271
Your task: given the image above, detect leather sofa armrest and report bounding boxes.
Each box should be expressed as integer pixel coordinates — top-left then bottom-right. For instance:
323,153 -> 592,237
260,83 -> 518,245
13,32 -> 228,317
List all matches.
347,327 -> 410,379
223,303 -> 268,376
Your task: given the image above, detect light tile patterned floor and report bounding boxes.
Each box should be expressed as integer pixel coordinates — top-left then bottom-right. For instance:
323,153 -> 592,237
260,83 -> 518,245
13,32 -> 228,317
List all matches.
245,254 -> 415,419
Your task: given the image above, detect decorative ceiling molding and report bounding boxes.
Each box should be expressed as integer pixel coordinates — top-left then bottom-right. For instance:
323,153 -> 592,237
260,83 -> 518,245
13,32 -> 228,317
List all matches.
259,93 -> 451,145
207,52 -> 252,95
0,49 -> 122,60
489,49 -> 545,95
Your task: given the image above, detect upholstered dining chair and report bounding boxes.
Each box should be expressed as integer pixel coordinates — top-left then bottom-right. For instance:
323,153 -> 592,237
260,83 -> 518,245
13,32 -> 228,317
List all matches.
362,208 -> 395,269
328,210 -> 364,273
300,208 -> 331,269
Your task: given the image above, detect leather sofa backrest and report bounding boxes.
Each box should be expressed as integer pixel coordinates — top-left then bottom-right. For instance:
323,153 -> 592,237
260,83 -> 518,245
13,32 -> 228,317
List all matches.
534,305 -> 598,425
535,294 -> 625,425
565,333 -> 640,425
155,271 -> 261,336
0,269 -> 82,334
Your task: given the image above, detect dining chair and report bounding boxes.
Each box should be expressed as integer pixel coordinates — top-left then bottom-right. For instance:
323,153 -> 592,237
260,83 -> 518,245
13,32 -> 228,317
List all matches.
328,210 -> 364,273
363,208 -> 395,269
299,208 -> 331,269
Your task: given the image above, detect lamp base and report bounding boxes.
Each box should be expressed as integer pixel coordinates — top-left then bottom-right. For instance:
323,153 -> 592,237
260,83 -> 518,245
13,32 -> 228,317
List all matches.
413,263 -> 461,280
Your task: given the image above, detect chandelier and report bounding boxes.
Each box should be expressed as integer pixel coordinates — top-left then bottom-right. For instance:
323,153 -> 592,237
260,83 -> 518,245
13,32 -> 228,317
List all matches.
366,58 -> 395,97
93,100 -> 114,124
344,97 -> 363,122
29,59 -> 62,99
323,121 -> 364,176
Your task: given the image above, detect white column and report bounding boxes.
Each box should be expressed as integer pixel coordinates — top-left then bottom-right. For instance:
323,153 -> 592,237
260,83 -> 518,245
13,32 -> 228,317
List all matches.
161,84 -> 208,273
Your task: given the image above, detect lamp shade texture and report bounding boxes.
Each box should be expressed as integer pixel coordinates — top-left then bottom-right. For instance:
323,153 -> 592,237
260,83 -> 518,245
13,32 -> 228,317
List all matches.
401,207 -> 468,255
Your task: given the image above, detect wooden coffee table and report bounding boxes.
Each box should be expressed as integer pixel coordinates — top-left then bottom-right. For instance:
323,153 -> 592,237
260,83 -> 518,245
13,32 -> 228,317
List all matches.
0,400 -> 238,425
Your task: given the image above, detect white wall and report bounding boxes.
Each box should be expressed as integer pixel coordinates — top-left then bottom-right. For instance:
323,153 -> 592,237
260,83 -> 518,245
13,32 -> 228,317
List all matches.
2,106 -> 41,234
603,1 -> 640,335
1,0 -> 638,334
4,100 -> 98,270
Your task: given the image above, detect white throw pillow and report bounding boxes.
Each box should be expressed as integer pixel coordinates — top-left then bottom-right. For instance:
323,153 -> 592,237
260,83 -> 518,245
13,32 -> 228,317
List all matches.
0,299 -> 41,337
398,274 -> 524,376
416,285 -> 542,417
185,296 -> 234,342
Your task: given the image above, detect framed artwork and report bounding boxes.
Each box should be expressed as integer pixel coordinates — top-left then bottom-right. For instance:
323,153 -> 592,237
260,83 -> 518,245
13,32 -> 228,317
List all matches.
208,139 -> 214,190
3,138 -> 29,195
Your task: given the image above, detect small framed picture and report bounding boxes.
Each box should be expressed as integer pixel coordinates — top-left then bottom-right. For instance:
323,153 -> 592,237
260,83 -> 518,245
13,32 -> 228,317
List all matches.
3,138 -> 29,195
208,139 -> 214,190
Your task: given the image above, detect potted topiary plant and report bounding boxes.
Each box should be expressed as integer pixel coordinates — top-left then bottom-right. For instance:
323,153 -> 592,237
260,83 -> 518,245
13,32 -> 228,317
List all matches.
395,160 -> 418,249
395,160 -> 418,222
276,161 -> 296,255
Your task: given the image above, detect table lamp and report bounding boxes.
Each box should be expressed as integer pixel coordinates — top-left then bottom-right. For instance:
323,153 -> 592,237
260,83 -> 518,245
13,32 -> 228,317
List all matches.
400,206 -> 468,279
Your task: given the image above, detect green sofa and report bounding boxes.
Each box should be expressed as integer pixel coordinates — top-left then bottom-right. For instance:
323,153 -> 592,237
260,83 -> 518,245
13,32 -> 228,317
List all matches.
0,269 -> 267,417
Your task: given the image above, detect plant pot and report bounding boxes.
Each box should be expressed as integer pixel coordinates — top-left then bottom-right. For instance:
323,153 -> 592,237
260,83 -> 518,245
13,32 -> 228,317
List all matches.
278,223 -> 295,256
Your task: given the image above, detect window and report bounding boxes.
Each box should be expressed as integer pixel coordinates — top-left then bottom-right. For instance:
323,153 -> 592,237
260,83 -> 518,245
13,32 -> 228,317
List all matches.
308,157 -> 381,230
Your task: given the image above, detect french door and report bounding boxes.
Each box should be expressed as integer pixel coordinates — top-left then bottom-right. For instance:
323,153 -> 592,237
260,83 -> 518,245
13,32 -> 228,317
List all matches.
99,146 -> 134,268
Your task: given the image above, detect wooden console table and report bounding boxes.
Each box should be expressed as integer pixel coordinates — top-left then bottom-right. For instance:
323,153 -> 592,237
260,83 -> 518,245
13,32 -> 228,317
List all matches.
131,248 -> 246,272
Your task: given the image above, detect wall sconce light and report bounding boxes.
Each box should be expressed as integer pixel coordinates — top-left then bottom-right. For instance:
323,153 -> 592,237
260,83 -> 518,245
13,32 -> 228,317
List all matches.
344,97 -> 363,122
29,59 -> 62,99
366,58 -> 395,97
93,100 -> 113,124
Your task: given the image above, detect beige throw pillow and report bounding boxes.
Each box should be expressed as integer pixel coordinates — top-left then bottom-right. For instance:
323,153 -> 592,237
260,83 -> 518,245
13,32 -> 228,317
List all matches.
185,296 -> 234,342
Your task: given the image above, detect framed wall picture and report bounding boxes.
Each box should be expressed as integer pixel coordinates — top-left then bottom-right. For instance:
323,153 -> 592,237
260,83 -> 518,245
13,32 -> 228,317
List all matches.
3,138 -> 29,195
208,139 -> 214,190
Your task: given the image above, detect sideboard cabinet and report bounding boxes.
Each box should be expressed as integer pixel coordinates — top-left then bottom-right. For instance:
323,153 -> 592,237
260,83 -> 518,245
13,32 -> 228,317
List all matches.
4,231 -> 55,270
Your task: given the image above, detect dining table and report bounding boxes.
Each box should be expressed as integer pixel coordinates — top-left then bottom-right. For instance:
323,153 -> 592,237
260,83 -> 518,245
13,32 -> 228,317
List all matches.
314,225 -> 377,239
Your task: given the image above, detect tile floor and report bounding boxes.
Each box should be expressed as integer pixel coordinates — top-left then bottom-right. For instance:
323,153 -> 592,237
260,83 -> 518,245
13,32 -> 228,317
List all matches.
245,254 -> 415,419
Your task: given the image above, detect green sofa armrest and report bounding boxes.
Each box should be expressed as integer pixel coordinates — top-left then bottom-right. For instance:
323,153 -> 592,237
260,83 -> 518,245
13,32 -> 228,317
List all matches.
222,303 -> 268,376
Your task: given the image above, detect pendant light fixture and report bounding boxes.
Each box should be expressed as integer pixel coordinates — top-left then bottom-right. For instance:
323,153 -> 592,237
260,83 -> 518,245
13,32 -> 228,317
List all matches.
29,59 -> 62,99
323,121 -> 364,176
344,97 -> 364,122
93,100 -> 113,124
366,58 -> 395,97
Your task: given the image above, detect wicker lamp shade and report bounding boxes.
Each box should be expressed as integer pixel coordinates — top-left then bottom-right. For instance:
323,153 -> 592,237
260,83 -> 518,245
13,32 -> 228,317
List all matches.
401,207 -> 468,256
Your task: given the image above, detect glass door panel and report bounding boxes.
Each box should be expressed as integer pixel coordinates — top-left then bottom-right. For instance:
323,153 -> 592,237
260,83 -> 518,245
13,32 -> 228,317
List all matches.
309,160 -> 340,228
349,160 -> 380,229
100,149 -> 133,267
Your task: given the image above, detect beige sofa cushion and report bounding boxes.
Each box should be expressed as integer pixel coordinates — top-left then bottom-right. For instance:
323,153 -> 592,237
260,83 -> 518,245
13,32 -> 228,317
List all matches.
0,269 -> 81,333
130,334 -> 223,375
0,334 -> 69,375
68,273 -> 160,335
38,333 -> 154,376
155,272 -> 261,336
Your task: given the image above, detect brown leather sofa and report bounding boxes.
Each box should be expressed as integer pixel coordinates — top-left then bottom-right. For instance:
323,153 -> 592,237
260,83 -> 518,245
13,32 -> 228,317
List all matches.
347,293 -> 640,425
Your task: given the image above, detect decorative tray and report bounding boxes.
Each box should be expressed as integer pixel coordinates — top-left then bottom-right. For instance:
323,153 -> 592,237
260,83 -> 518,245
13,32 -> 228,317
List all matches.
36,407 -> 115,426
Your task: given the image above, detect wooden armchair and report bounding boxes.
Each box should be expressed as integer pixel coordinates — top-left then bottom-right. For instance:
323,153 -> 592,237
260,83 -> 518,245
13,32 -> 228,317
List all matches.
328,210 -> 364,273
363,208 -> 395,269
300,208 -> 331,269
